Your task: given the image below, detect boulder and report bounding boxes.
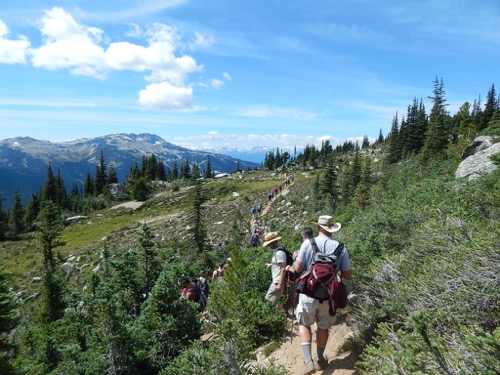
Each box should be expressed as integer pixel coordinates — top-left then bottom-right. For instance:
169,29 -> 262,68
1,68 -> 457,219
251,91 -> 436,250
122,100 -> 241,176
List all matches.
456,136 -> 500,180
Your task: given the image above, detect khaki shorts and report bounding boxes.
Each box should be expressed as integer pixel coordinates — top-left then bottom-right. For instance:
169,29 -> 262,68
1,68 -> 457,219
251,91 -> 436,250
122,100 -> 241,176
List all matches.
265,282 -> 283,306
295,294 -> 336,329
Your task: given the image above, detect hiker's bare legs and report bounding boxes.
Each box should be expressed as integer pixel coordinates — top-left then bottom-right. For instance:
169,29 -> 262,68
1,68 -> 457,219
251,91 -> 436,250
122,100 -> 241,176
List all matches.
317,327 -> 329,347
299,325 -> 312,343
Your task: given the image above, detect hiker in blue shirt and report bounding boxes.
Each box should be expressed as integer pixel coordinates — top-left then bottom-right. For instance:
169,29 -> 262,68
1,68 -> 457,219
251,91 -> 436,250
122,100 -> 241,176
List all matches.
286,216 -> 352,375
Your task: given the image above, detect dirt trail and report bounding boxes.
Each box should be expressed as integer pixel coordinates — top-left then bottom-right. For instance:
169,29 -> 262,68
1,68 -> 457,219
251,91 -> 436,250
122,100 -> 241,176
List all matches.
251,179 -> 358,374
260,313 -> 357,374
250,181 -> 293,231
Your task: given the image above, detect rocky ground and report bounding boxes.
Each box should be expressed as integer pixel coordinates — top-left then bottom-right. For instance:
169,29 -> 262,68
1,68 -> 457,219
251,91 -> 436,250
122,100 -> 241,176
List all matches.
261,313 -> 357,375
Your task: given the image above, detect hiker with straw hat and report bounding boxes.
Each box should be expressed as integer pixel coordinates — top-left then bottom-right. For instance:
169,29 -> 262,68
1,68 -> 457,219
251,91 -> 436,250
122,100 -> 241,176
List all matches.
286,215 -> 352,375
262,232 -> 287,312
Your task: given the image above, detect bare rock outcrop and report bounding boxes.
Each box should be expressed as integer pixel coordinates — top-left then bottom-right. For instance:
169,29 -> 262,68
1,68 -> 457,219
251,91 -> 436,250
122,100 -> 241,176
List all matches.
455,136 -> 500,180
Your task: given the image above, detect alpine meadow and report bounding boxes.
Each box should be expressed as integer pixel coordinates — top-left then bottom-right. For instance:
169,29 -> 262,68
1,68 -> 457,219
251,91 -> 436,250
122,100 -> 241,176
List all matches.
0,79 -> 499,374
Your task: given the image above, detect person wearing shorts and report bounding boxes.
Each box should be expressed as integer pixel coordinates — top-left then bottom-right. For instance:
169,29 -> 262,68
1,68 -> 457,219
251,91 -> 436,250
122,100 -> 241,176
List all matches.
287,216 -> 352,375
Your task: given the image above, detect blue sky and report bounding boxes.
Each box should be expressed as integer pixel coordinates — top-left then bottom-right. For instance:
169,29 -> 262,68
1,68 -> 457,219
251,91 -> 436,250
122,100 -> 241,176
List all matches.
0,0 -> 499,151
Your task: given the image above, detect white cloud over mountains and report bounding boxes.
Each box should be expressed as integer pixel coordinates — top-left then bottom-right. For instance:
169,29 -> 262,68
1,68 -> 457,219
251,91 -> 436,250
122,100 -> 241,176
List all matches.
0,7 -> 215,110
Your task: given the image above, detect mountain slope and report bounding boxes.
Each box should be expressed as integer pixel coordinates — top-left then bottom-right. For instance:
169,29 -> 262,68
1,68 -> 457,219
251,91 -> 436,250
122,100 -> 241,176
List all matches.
0,133 -> 259,204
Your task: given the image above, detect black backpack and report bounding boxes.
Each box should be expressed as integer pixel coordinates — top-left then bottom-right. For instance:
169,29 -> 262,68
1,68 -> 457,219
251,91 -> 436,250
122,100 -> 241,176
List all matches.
276,246 -> 301,281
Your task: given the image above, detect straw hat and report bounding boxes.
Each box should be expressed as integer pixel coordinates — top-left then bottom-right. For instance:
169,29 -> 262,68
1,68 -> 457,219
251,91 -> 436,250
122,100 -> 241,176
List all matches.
262,232 -> 282,247
313,215 -> 341,233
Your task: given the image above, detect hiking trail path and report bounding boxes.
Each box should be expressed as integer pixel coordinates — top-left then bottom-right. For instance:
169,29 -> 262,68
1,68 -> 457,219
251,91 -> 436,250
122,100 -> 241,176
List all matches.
250,179 -> 358,374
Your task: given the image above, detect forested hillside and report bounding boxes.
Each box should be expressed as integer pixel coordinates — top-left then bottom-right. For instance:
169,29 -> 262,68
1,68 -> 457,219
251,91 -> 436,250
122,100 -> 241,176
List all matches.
0,79 -> 498,374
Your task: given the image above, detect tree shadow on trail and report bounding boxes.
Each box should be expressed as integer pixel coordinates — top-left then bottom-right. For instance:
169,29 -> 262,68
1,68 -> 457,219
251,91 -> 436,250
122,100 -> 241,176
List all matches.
320,349 -> 359,374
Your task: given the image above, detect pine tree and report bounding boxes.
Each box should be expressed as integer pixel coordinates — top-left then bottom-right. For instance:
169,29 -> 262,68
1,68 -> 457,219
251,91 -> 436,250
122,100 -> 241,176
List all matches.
36,200 -> 66,322
180,159 -> 190,179
42,163 -> 58,203
423,77 -> 450,158
321,160 -> 339,213
24,193 -> 41,231
55,169 -> 67,209
479,83 -> 497,131
190,180 -> 207,253
361,135 -> 370,149
94,151 -> 107,196
8,189 -> 25,238
190,162 -> 200,183
84,172 -> 94,197
204,155 -> 213,178
387,113 -> 402,163
156,160 -> 166,181
171,160 -> 178,180
138,223 -> 159,299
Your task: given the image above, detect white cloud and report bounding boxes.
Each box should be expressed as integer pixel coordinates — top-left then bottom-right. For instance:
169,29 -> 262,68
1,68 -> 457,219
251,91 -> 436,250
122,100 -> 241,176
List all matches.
236,106 -> 318,120
222,72 -> 232,81
31,7 -> 107,78
0,20 -> 31,64
211,78 -> 224,89
139,81 -> 193,109
21,7 -> 202,109
193,32 -> 214,48
171,132 -> 336,150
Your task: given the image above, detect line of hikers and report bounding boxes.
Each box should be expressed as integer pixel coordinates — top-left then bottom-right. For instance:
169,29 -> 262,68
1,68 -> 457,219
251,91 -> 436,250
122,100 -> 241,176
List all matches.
180,258 -> 231,312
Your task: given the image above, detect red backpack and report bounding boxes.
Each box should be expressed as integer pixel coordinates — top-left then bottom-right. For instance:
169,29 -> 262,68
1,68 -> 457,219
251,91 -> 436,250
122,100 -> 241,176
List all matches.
295,241 -> 348,316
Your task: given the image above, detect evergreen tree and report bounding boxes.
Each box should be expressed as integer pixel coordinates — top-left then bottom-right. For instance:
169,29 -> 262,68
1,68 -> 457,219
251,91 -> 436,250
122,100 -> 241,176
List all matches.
55,169 -> 67,209
156,160 -> 166,181
190,162 -> 200,182
479,83 -> 497,131
234,160 -> 241,173
354,158 -> 372,210
36,200 -> 66,322
321,159 -> 339,213
387,113 -> 401,163
190,180 -> 207,253
204,155 -> 213,179
84,172 -> 94,197
171,160 -> 179,180
24,193 -> 41,231
131,177 -> 149,201
180,159 -> 190,179
94,151 -> 107,196
138,223 -> 159,299
423,77 -> 450,158
147,154 -> 158,181
361,135 -> 370,149
8,189 -> 25,238
42,163 -> 58,203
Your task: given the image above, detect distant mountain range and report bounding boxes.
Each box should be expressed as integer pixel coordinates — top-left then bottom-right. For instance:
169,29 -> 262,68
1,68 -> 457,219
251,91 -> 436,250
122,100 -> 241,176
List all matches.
191,145 -> 302,164
0,133 -> 260,206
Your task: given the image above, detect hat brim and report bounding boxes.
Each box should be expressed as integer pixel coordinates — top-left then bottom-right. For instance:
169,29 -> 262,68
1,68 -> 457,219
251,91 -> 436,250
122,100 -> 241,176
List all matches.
262,236 -> 281,247
314,222 -> 341,233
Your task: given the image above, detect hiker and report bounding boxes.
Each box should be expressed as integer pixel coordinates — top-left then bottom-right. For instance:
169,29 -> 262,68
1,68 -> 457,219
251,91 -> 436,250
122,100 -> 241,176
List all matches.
212,258 -> 231,281
180,276 -> 198,302
198,270 -> 210,300
212,262 -> 226,281
286,216 -> 352,375
257,203 -> 262,215
251,206 -> 257,218
250,230 -> 260,247
263,232 -> 287,311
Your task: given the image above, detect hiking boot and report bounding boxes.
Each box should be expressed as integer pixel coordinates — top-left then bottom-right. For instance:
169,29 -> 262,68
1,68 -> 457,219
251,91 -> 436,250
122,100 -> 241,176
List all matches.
301,360 -> 316,375
315,354 -> 328,370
